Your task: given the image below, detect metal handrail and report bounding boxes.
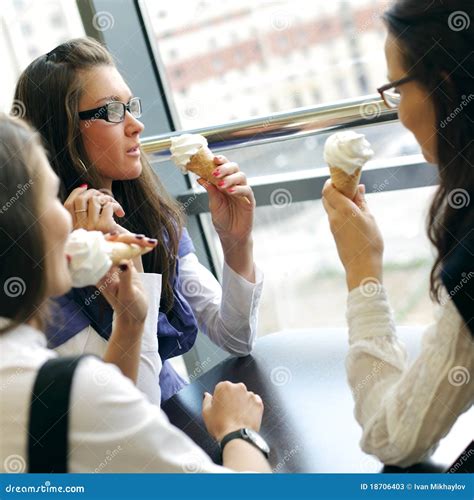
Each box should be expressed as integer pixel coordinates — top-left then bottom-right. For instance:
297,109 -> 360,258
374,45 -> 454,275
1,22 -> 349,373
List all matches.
141,94 -> 397,162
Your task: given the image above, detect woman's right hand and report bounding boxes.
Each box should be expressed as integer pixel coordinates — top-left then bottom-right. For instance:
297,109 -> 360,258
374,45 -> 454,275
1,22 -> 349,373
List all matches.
64,185 -> 125,234
202,382 -> 264,441
96,232 -> 153,326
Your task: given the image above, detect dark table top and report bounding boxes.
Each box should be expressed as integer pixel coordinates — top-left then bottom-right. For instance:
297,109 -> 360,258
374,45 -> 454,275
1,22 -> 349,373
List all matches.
162,328 -> 472,473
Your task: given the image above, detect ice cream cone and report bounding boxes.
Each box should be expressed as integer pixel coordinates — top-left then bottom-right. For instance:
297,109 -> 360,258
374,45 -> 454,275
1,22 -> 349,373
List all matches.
105,241 -> 153,265
186,146 -> 219,186
329,165 -> 362,200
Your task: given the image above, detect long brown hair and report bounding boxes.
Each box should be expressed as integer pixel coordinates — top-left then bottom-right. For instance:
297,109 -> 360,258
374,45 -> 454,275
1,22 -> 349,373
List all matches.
13,37 -> 183,311
383,1 -> 474,302
0,114 -> 49,333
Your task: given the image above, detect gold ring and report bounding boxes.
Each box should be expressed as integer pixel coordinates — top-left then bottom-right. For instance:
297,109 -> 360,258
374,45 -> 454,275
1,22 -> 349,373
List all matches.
75,209 -> 87,213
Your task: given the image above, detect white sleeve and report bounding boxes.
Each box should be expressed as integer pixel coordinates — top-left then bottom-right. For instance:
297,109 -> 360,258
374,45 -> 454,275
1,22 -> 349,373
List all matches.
68,356 -> 231,473
54,272 -> 163,405
346,285 -> 474,467
179,252 -> 264,356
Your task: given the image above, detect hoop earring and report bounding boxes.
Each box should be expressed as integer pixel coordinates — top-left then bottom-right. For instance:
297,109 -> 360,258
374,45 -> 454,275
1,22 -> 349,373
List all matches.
78,159 -> 87,172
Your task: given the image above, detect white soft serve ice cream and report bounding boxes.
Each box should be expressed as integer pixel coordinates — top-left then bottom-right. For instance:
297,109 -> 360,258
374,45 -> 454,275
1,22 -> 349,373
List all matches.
65,229 -> 112,288
323,131 -> 374,174
170,133 -> 208,173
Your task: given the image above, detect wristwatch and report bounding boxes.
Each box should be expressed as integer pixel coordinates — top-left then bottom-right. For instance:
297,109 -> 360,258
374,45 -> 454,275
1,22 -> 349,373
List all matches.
220,428 -> 270,459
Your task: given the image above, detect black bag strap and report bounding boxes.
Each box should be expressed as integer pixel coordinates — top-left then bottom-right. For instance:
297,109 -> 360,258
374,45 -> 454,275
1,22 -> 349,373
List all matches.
28,355 -> 90,473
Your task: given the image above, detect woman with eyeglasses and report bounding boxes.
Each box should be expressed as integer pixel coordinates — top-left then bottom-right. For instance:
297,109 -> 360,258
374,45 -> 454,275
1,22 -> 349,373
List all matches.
0,114 -> 270,473
14,37 -> 263,404
322,0 -> 473,467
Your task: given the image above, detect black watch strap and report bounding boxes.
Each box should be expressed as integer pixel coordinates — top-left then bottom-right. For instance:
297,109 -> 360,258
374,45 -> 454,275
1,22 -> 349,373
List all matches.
220,429 -> 270,459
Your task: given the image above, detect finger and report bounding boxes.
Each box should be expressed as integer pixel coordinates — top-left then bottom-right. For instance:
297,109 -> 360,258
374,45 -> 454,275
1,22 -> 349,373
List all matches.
113,233 -> 158,247
211,161 -> 239,180
213,155 -> 229,166
96,194 -> 125,218
87,196 -> 101,229
217,171 -> 247,190
64,185 -> 88,211
221,184 -> 254,204
73,190 -> 103,228
323,179 -> 356,211
98,202 -> 116,231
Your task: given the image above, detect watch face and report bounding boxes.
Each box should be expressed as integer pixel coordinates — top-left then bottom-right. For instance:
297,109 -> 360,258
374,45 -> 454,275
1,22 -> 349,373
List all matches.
244,429 -> 270,454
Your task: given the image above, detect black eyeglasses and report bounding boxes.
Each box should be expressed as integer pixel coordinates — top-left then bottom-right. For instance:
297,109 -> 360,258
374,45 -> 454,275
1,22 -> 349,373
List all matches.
78,97 -> 142,123
377,76 -> 414,109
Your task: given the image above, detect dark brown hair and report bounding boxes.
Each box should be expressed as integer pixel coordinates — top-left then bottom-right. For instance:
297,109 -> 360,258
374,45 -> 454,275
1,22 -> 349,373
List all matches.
383,0 -> 474,302
13,37 -> 183,311
0,114 -> 49,333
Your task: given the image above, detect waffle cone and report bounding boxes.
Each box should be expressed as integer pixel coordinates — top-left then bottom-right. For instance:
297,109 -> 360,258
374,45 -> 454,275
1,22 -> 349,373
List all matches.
329,166 -> 362,199
186,146 -> 218,185
105,242 -> 153,265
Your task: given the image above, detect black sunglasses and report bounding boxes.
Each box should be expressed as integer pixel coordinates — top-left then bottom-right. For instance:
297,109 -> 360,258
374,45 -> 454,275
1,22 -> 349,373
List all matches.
377,76 -> 414,109
78,97 -> 142,123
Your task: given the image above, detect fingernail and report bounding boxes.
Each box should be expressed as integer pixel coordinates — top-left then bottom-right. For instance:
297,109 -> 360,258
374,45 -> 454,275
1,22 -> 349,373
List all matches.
228,188 -> 235,193
79,183 -> 88,188
110,231 -> 118,236
212,170 -> 220,177
218,181 -> 225,187
66,254 -> 71,263
119,263 -> 128,272
135,235 -> 144,239
147,238 -> 157,244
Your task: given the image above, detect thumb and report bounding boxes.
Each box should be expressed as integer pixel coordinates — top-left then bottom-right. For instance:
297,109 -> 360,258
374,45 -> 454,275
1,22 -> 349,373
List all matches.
197,178 -> 223,207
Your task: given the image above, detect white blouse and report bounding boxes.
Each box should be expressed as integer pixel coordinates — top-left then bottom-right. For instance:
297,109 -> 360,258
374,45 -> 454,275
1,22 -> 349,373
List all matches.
55,253 -> 263,405
0,323 -> 229,473
346,285 -> 474,467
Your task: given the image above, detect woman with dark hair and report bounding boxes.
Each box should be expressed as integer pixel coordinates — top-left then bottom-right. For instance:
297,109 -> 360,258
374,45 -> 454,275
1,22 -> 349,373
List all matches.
14,37 -> 263,404
0,114 -> 270,473
322,0 -> 473,466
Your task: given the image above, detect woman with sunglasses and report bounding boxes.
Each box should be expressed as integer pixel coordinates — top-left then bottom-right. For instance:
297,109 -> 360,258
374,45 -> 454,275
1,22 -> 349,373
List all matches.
14,37 -> 263,404
322,0 -> 473,467
0,114 -> 270,473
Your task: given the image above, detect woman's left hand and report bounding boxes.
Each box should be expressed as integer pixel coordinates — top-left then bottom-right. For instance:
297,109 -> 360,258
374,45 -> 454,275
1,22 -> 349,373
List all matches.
197,155 -> 255,245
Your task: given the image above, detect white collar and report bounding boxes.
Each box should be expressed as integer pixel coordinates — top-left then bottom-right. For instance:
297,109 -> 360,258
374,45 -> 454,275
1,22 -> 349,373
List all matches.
0,317 -> 47,348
